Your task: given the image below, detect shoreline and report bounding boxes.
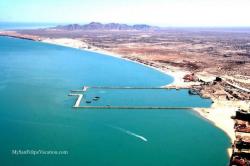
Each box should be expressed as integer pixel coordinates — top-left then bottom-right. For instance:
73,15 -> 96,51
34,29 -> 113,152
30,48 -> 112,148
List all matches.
0,33 -> 237,153
41,38 -> 236,144
41,38 -> 186,86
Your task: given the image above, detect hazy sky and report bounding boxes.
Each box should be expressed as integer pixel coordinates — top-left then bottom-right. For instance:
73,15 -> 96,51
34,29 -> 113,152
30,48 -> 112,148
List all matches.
0,0 -> 250,27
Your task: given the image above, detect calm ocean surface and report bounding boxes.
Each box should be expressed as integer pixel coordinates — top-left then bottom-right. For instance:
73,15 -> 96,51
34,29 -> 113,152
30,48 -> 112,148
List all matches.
0,36 -> 230,166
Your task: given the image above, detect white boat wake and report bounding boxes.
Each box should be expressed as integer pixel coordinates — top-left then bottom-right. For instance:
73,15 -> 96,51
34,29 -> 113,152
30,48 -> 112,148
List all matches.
125,130 -> 148,142
108,125 -> 148,142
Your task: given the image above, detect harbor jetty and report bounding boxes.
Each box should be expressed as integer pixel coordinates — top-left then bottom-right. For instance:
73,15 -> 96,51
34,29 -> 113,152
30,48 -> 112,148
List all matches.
69,85 -> 205,110
76,106 -> 197,110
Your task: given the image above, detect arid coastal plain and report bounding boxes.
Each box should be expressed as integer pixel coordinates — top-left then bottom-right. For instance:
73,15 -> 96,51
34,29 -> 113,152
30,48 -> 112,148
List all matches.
1,22 -> 250,163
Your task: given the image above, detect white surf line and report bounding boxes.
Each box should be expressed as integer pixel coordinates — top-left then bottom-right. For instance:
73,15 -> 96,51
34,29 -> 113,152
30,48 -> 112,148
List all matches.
68,93 -> 83,107
108,125 -> 148,142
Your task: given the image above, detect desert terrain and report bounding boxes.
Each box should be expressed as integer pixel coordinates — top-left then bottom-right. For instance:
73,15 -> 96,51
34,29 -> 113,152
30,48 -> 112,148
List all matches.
1,24 -> 250,151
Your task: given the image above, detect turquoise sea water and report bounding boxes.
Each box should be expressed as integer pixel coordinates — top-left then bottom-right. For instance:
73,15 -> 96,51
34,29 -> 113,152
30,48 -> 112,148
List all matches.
80,88 -> 212,107
0,36 -> 230,166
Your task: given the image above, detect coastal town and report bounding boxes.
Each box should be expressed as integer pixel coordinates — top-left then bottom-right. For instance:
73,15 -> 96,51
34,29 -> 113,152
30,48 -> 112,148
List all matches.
1,22 -> 250,165
2,0 -> 250,165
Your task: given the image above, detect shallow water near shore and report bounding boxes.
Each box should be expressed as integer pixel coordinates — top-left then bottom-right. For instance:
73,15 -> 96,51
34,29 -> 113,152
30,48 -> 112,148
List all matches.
0,36 -> 230,166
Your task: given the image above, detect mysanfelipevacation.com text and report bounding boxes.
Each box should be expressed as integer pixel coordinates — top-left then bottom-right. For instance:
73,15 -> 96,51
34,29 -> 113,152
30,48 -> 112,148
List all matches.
11,149 -> 69,156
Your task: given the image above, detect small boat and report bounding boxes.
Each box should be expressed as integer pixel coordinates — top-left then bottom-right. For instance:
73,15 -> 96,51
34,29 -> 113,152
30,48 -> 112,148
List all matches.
86,101 -> 92,104
92,96 -> 100,101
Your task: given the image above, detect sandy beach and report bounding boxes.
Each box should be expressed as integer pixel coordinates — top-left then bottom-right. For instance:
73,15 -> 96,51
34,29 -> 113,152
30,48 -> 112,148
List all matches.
2,31 -> 249,158
2,0 -> 250,164
1,30 -> 246,150
42,38 -> 190,86
41,38 -> 240,146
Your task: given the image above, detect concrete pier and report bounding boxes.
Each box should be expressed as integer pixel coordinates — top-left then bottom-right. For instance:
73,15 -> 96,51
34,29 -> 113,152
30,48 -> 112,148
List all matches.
89,86 -> 190,89
75,106 -> 197,110
82,86 -> 88,91
71,85 -> 190,92
69,85 -> 199,110
68,93 -> 83,107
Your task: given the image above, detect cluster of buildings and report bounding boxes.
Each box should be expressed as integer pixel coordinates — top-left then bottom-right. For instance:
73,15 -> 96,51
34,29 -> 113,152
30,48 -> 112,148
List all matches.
230,109 -> 250,166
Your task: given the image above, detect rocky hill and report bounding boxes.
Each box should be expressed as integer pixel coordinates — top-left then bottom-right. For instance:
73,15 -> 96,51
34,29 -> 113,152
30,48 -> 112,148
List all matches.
54,22 -> 158,31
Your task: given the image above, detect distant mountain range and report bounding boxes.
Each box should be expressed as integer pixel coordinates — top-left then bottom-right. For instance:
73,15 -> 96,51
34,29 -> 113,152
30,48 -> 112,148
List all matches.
54,22 -> 159,31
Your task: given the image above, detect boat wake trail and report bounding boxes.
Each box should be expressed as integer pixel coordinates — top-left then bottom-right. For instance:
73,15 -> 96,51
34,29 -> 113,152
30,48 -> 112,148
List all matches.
107,125 -> 148,142
125,130 -> 148,142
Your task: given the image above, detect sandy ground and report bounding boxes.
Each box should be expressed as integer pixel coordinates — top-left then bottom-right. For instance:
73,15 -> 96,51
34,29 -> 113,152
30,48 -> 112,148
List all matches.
193,103 -> 236,156
42,39 -> 216,90
194,99 -> 250,156
42,38 -> 239,151
2,31 -> 250,159
42,38 -> 191,86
